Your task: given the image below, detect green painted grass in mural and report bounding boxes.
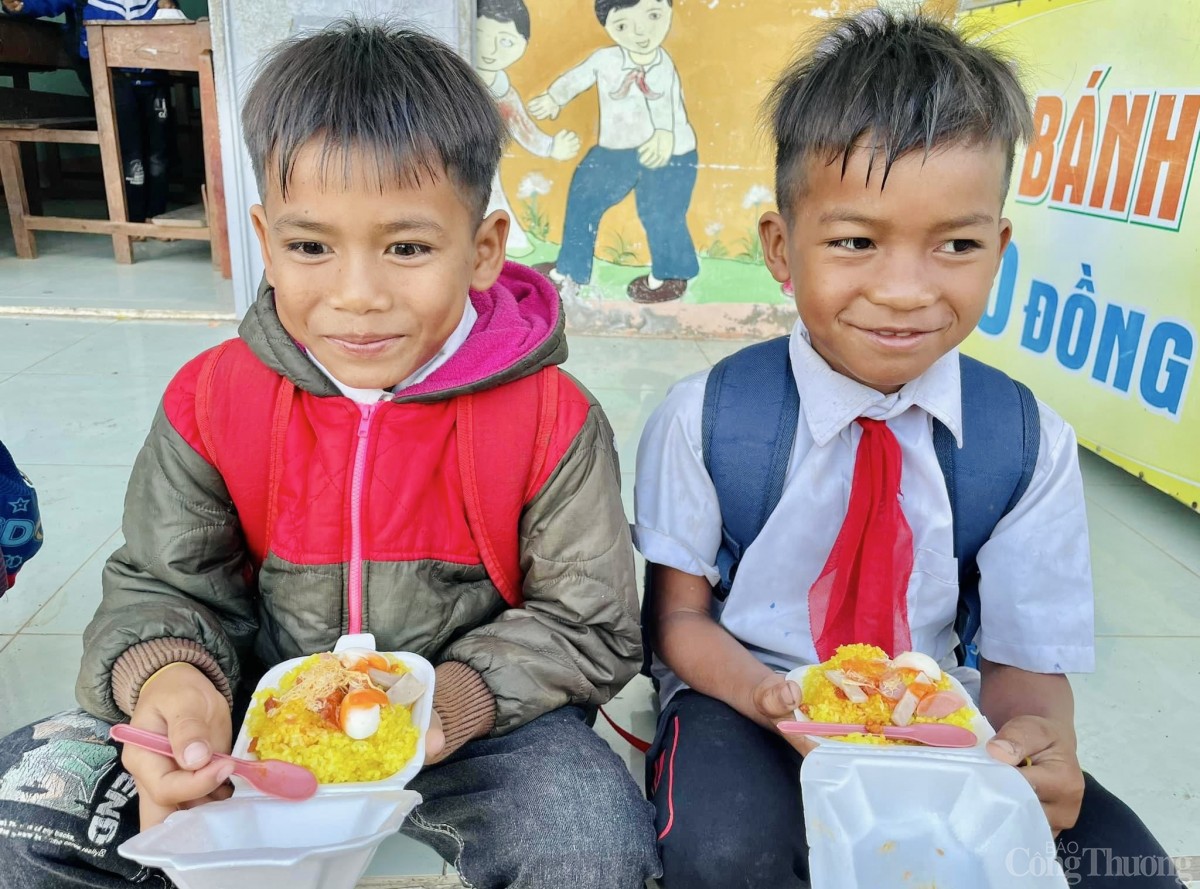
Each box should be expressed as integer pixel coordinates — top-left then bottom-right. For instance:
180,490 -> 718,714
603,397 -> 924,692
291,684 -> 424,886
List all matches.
516,238 -> 790,307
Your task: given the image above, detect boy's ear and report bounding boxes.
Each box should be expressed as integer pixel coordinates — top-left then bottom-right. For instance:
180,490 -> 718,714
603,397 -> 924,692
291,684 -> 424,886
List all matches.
471,209 -> 510,292
249,204 -> 275,287
759,211 -> 792,285
996,217 -> 1014,268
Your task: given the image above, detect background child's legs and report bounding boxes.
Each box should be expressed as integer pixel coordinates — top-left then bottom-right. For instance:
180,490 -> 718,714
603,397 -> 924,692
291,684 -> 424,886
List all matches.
556,147 -> 641,284
1059,774 -> 1184,887
635,150 -> 700,283
404,706 -> 660,889
137,83 -> 171,222
646,691 -> 808,889
0,711 -> 165,889
112,75 -> 149,224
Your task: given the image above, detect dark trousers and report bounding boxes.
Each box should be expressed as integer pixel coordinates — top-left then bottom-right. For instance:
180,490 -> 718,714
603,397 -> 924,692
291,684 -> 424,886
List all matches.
647,691 -> 1183,889
556,146 -> 699,284
112,75 -> 169,224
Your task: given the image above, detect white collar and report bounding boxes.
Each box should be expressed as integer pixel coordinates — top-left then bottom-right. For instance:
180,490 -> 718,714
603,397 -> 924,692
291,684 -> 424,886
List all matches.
619,46 -> 664,71
788,322 -> 964,448
309,300 -> 478,404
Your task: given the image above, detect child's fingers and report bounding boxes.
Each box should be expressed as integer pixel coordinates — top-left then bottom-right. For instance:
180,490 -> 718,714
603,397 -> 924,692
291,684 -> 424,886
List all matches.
986,715 -> 1056,766
423,710 -> 446,766
152,758 -> 236,807
753,675 -> 799,719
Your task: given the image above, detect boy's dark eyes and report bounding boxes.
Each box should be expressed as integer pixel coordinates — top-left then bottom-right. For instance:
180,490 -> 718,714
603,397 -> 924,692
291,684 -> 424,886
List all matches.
284,242 -> 430,258
388,243 -> 431,258
827,237 -> 983,254
938,239 -> 984,255
829,237 -> 874,251
288,241 -> 328,257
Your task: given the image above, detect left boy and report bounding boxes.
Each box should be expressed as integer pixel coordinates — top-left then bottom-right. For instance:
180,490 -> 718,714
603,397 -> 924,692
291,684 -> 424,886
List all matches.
0,21 -> 659,889
529,0 -> 698,303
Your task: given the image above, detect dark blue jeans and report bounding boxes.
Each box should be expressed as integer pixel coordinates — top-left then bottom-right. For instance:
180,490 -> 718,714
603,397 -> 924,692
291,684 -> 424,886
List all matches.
557,146 -> 699,284
0,707 -> 660,889
647,691 -> 1183,889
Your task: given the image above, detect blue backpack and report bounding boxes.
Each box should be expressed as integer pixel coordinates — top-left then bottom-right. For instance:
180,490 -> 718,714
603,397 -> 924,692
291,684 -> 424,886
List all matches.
0,441 -> 44,595
641,336 -> 1040,674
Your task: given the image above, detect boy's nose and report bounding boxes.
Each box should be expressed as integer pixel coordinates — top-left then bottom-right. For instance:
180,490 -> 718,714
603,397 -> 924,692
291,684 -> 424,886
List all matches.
867,262 -> 938,310
330,264 -> 391,314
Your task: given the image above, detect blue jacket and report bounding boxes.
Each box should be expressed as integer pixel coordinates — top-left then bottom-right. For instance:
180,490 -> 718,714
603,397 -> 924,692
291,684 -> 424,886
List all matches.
1,0 -> 158,59
0,441 -> 43,595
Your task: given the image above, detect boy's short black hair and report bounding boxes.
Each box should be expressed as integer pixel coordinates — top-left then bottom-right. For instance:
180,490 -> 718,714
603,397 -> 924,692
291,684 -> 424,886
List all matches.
766,10 -> 1032,218
595,0 -> 672,26
477,0 -> 531,41
242,19 -> 505,219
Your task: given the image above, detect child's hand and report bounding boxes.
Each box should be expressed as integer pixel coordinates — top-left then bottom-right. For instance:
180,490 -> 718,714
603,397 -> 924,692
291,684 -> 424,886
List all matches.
752,673 -> 817,757
2,1 -> 26,13
987,716 -> 1085,835
550,130 -> 581,161
423,708 -> 447,766
528,94 -> 561,120
125,663 -> 234,831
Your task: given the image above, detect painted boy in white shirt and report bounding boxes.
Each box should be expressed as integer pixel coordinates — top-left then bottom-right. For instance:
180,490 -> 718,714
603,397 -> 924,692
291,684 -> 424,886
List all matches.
529,0 -> 698,304
634,11 -> 1179,889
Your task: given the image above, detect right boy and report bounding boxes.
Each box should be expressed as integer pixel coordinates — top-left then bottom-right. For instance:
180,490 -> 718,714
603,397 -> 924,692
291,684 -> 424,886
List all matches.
0,21 -> 659,889
634,11 -> 1180,889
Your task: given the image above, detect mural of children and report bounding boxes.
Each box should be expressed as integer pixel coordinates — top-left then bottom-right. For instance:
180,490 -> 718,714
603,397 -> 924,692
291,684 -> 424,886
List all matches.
476,0 -> 581,256
529,0 -> 698,303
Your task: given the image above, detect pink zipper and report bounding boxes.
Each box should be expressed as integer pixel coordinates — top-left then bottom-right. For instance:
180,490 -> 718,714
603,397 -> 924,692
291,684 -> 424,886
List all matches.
347,402 -> 379,634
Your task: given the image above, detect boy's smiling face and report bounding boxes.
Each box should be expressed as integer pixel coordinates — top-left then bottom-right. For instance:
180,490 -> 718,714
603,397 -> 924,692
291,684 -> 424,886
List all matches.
604,0 -> 672,55
250,140 -> 507,390
475,16 -> 527,73
761,142 -> 1012,394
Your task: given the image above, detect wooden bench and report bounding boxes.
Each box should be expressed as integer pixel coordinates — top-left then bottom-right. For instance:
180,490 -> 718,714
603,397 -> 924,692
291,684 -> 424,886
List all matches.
0,21 -> 231,277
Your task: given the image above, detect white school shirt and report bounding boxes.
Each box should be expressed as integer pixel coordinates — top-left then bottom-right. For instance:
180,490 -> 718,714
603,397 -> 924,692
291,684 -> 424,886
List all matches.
633,322 -> 1095,705
547,46 -> 697,154
308,302 -> 478,405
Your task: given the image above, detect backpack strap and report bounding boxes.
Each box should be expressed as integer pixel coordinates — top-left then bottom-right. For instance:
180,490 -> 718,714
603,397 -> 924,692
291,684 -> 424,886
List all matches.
640,336 -> 798,679
457,366 -> 559,609
934,354 -> 1040,668
195,340 -> 294,568
701,336 -> 799,597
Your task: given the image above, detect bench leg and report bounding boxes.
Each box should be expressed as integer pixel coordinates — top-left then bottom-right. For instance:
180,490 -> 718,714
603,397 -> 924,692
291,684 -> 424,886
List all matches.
89,33 -> 134,265
0,141 -> 37,259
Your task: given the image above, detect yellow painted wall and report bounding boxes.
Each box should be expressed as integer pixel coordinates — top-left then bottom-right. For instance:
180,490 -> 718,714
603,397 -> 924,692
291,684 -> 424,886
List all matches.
485,0 -> 954,332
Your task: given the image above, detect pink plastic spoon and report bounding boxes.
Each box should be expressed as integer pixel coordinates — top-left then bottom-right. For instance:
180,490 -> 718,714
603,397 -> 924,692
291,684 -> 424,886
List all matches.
777,720 -> 978,748
110,724 -> 319,800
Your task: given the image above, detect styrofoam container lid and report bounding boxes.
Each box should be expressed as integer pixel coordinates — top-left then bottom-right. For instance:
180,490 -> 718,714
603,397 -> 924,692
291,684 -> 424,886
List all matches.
119,789 -> 420,889
789,664 -> 1066,888
230,633 -> 436,797
801,746 -> 1066,888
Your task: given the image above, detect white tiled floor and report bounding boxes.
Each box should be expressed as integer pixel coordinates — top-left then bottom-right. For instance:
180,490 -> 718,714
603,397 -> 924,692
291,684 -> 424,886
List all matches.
0,314 -> 1197,879
0,209 -> 234,315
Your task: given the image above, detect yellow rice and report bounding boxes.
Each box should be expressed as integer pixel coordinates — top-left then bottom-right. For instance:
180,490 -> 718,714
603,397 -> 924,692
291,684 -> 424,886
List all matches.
800,644 -> 976,745
246,655 -> 420,783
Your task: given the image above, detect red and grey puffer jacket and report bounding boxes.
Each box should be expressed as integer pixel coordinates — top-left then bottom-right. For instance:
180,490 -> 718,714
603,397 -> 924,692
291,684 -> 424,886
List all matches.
77,264 -> 641,753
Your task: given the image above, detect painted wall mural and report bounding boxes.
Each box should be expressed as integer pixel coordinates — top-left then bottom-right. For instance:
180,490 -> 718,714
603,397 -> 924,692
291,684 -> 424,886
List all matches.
474,0 -> 954,336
